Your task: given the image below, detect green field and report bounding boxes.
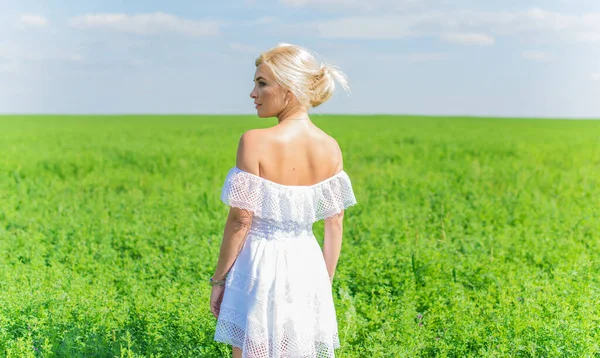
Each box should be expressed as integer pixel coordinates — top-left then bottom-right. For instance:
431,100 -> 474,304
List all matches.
1,115 -> 599,357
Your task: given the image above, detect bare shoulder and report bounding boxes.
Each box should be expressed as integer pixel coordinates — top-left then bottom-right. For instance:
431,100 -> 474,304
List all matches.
239,128 -> 265,144
315,127 -> 344,172
329,137 -> 344,173
236,129 -> 265,175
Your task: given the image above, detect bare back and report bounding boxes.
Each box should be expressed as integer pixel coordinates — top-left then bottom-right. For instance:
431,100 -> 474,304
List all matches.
255,121 -> 342,186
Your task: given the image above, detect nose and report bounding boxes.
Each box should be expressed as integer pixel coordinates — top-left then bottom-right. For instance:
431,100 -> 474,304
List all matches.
250,87 -> 257,99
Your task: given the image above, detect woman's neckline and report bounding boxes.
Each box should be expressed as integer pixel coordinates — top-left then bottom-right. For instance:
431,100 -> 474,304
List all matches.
231,166 -> 346,189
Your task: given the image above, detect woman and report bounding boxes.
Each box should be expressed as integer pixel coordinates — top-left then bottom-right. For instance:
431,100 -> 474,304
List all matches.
210,43 -> 357,358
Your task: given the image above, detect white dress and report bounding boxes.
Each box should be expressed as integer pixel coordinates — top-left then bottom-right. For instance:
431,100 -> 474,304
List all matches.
214,166 -> 358,358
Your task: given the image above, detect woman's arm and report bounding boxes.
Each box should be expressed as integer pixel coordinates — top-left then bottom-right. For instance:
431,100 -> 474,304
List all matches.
323,144 -> 345,283
212,130 -> 261,280
210,209 -> 251,318
323,211 -> 344,283
211,208 -> 253,280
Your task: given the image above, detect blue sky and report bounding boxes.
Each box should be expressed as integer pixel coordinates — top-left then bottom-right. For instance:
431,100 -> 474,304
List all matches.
1,0 -> 599,118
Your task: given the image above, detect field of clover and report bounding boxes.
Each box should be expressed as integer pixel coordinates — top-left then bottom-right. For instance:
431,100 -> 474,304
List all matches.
1,114 -> 599,357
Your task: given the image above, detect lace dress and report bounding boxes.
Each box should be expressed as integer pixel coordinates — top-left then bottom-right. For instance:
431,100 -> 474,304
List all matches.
214,166 -> 357,358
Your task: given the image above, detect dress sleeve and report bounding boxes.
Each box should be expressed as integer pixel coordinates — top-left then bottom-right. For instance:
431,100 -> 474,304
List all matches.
220,168 -> 262,213
315,172 -> 357,221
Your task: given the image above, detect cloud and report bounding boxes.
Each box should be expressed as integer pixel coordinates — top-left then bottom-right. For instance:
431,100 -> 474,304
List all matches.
577,31 -> 600,43
61,54 -> 85,63
440,32 -> 495,46
0,47 -> 84,64
230,42 -> 258,54
20,14 -> 48,27
304,8 -> 600,43
521,50 -> 551,62
592,73 -> 600,81
281,0 -> 425,12
368,52 -> 448,63
253,16 -> 276,25
68,12 -> 220,36
0,56 -> 11,72
312,16 -> 414,39
282,0 -> 355,6
129,59 -> 148,67
238,16 -> 277,27
404,53 -> 448,62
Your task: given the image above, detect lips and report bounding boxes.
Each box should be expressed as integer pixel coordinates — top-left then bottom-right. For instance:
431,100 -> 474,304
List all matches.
255,103 -> 261,109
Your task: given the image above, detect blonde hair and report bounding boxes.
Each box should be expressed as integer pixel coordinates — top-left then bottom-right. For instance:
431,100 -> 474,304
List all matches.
255,43 -> 350,108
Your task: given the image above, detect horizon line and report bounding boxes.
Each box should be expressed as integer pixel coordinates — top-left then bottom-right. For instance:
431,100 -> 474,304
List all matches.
1,113 -> 599,120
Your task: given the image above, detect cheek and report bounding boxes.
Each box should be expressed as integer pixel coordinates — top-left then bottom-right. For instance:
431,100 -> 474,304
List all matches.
261,88 -> 276,104
262,89 -> 281,106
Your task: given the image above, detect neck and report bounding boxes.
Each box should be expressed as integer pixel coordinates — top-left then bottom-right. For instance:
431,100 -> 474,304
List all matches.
277,105 -> 309,124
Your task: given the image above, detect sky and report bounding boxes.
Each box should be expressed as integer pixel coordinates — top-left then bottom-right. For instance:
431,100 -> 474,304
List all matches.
1,0 -> 599,118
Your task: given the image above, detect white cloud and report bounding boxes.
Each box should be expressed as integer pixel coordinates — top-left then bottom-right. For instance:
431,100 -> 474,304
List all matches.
230,42 -> 258,54
369,52 -> 448,63
129,59 -> 148,67
20,14 -> 48,27
0,47 -> 84,63
283,0 -> 351,6
404,53 -> 447,62
305,8 -> 600,43
591,73 -> 600,80
522,50 -> 551,62
254,16 -> 276,25
62,54 -> 85,63
281,0 -> 426,12
68,12 -> 220,36
313,16 -> 414,39
440,32 -> 495,46
239,16 -> 277,26
577,31 -> 600,43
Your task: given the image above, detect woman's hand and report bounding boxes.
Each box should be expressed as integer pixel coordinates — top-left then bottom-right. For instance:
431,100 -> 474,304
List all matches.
210,285 -> 226,318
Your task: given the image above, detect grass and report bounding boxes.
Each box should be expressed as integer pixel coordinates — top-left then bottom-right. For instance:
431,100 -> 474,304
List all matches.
1,114 -> 599,357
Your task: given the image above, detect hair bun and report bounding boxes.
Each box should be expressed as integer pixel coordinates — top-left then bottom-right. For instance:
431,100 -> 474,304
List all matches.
255,43 -> 350,108
309,62 -> 350,108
